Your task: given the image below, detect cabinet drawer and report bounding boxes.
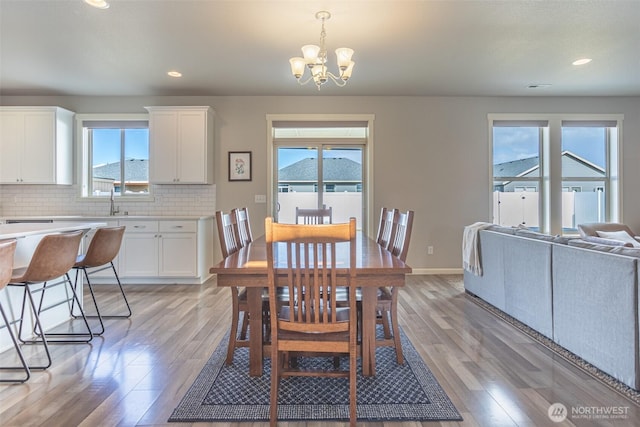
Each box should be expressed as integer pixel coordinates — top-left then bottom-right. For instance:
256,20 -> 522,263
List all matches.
159,220 -> 196,233
122,220 -> 159,233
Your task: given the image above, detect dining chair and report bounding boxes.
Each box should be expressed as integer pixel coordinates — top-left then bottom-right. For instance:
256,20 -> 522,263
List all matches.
233,207 -> 253,247
376,209 -> 414,364
375,207 -> 398,249
8,230 -> 91,364
295,205 -> 333,224
0,239 -> 31,383
265,216 -> 358,427
71,226 -> 131,336
216,210 -> 259,364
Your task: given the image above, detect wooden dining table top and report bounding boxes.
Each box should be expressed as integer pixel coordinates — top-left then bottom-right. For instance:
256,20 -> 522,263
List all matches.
210,232 -> 412,278
210,231 -> 412,377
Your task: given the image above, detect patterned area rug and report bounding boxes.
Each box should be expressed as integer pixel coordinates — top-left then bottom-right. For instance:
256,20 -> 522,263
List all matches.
169,326 -> 462,422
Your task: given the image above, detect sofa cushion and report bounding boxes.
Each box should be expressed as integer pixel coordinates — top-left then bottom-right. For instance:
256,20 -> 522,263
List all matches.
568,239 -> 617,252
515,229 -> 556,242
610,246 -> 640,258
578,222 -> 636,238
596,230 -> 640,248
583,235 -> 632,247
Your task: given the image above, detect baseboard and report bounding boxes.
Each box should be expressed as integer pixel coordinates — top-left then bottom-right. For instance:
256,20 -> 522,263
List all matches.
410,268 -> 463,275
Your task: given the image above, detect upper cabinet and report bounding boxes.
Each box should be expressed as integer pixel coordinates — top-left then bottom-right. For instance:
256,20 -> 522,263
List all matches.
145,106 -> 215,184
0,106 -> 74,184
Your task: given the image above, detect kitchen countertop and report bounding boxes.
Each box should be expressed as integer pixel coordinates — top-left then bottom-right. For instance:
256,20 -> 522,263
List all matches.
1,215 -> 214,222
0,221 -> 108,240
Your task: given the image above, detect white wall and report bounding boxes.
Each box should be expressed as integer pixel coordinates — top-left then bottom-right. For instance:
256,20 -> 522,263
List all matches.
1,95 -> 639,272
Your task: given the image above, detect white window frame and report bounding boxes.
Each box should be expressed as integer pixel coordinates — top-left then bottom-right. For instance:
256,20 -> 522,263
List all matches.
266,114 -> 375,236
489,113 -> 623,235
76,113 -> 154,201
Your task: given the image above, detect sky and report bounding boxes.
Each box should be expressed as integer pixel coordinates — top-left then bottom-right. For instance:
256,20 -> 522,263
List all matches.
92,126 -> 606,171
92,129 -> 149,165
493,127 -> 606,168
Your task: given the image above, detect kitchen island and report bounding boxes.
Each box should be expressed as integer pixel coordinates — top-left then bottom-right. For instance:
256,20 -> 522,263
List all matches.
0,221 -> 106,352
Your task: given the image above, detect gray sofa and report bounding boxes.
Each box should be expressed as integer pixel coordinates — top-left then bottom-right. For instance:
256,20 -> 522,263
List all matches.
464,226 -> 640,391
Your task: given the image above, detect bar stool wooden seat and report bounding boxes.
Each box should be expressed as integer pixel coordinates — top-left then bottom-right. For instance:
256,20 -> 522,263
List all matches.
0,239 -> 31,383
8,230 -> 93,351
71,226 -> 130,336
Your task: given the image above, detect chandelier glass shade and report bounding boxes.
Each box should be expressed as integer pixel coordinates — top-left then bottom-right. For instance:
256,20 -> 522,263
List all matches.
289,11 -> 355,90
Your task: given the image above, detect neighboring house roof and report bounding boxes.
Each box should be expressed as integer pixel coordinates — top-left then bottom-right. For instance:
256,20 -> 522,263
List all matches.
279,157 -> 362,182
493,151 -> 605,179
93,159 -> 149,182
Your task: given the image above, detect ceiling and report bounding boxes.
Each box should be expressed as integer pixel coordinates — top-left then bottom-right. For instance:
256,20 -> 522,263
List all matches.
1,0 -> 639,97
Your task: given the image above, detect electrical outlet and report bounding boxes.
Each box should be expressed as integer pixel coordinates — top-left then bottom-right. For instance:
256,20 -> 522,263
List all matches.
427,246 -> 434,255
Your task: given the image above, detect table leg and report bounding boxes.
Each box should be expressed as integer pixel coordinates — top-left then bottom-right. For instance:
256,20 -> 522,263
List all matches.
247,287 -> 264,376
361,286 -> 377,376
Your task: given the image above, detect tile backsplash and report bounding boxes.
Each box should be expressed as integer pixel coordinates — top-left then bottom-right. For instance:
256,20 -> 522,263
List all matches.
0,184 -> 216,217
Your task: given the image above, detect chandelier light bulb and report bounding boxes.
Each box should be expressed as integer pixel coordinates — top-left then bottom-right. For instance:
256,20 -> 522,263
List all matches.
289,11 -> 354,90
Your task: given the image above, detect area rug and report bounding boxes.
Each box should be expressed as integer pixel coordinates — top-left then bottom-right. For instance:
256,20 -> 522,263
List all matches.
169,326 -> 462,422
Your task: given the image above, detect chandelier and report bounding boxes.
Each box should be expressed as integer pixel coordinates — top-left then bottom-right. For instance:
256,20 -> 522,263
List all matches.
289,11 -> 355,90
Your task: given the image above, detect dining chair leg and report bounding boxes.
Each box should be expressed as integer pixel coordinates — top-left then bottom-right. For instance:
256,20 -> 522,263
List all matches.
0,302 -> 31,382
270,352 -> 282,427
226,288 -> 241,365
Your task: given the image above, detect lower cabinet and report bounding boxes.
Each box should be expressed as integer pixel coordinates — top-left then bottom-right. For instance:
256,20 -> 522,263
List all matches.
118,218 -> 212,284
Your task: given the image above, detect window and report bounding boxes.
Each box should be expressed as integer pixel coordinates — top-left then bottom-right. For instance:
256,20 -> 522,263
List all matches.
267,115 -> 374,232
77,115 -> 150,198
490,115 -> 621,234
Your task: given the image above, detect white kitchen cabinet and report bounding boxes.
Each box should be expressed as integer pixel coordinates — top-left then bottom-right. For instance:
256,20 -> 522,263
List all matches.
119,219 -> 199,280
0,106 -> 74,184
145,106 -> 214,184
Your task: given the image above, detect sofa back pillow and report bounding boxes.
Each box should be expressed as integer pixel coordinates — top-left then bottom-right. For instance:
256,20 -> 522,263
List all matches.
596,230 -> 640,248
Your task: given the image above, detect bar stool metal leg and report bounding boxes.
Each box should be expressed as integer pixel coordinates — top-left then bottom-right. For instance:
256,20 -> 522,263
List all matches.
0,301 -> 31,382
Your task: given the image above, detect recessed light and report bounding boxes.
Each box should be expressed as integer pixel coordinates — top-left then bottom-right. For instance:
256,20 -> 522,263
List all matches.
84,0 -> 110,9
527,84 -> 552,89
572,58 -> 592,66
167,71 -> 183,78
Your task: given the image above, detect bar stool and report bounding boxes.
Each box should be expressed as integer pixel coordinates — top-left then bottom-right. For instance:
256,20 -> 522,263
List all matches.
71,226 -> 130,336
8,230 -> 93,353
0,239 -> 31,383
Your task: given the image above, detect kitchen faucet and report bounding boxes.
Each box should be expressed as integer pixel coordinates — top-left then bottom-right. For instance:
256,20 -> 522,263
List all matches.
110,188 -> 120,216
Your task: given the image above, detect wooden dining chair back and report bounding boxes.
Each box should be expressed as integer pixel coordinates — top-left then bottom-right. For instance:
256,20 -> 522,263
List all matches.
376,209 -> 414,364
232,207 -> 253,246
0,239 -> 31,382
215,210 -> 256,365
388,210 -> 414,262
72,226 -> 131,336
265,217 -> 358,427
295,206 -> 333,224
215,210 -> 242,258
375,207 -> 398,249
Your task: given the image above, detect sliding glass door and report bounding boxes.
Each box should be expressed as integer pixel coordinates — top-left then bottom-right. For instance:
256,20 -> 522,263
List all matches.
275,145 -> 363,226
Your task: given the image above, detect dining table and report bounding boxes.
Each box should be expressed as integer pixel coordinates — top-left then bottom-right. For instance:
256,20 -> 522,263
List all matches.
210,231 -> 412,377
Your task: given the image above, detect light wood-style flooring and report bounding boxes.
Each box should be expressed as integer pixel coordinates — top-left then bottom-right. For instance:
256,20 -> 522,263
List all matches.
0,275 -> 638,426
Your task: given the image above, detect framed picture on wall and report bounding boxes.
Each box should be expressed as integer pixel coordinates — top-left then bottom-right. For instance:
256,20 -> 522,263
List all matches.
228,151 -> 252,181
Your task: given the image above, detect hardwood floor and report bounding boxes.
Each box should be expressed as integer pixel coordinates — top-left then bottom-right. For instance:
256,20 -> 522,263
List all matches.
1,275 -> 638,426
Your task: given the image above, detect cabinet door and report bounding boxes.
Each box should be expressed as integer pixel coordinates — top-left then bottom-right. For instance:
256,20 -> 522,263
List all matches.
120,233 -> 159,276
158,233 -> 197,276
177,110 -> 207,183
149,111 -> 178,183
0,111 -> 23,182
23,111 -> 55,183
